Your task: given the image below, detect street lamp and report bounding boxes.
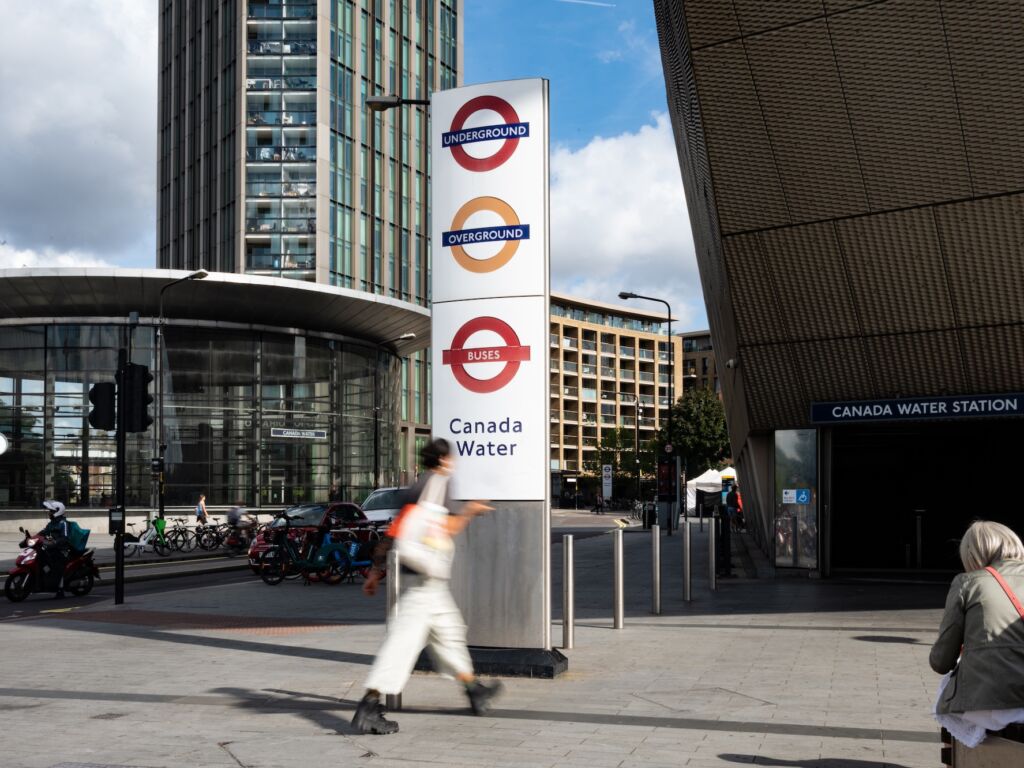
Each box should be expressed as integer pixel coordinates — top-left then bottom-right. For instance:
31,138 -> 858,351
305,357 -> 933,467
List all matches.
364,94 -> 430,295
373,332 -> 417,490
155,269 -> 208,519
618,291 -> 675,535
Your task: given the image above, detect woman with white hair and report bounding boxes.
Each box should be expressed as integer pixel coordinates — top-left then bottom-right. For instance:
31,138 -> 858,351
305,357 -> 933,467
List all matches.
931,520 -> 1024,747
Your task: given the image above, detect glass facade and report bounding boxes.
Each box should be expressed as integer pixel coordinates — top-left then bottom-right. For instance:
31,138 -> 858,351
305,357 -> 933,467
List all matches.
0,322 -> 399,511
245,0 -> 318,278
774,429 -> 818,569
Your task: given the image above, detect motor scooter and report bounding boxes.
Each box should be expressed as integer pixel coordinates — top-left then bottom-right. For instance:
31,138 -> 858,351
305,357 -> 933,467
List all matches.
4,526 -> 100,602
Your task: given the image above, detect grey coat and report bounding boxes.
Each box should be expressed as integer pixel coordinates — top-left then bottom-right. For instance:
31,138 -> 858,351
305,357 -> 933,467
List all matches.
930,559 -> 1024,714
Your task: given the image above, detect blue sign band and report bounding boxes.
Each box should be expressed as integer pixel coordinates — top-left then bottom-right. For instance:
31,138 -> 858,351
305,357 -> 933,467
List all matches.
811,393 -> 1024,424
442,122 -> 529,147
442,224 -> 530,248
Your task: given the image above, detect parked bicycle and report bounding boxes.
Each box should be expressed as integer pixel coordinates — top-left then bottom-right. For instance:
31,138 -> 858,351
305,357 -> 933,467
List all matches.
258,513 -> 355,586
123,518 -> 172,558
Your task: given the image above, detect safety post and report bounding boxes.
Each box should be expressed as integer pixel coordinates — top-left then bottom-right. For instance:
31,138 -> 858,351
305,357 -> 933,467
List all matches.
386,549 -> 402,711
613,528 -> 624,629
562,534 -> 574,649
683,518 -> 692,602
709,512 -> 717,592
651,524 -> 661,615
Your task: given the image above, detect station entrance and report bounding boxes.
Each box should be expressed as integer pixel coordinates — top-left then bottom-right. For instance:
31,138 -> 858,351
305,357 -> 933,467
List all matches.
828,419 -> 1019,575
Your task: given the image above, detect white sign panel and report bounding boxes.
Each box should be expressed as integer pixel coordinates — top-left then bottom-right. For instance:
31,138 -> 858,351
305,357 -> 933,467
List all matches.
432,296 -> 547,500
432,80 -> 548,303
431,78 -> 549,502
782,489 -> 797,504
602,464 -> 613,500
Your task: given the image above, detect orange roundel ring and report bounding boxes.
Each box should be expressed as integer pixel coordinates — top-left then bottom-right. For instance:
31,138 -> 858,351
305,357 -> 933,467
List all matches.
447,196 -> 522,274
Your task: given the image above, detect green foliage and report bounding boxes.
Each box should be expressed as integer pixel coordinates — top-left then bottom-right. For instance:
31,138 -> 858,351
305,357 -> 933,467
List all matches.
583,426 -> 657,478
655,387 -> 730,477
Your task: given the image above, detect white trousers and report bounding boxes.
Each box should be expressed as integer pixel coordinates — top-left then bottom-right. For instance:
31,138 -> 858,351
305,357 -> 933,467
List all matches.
364,575 -> 474,695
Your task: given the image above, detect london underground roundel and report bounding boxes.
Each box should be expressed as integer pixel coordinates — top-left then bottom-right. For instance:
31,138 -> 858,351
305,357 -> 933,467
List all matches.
442,316 -> 531,394
441,95 -> 529,172
441,196 -> 529,274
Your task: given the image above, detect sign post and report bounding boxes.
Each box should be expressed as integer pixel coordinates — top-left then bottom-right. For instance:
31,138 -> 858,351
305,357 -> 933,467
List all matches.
601,464 -> 613,502
431,79 -> 563,673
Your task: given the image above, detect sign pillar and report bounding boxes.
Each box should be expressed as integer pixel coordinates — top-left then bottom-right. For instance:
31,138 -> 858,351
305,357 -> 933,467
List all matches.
432,79 -> 560,668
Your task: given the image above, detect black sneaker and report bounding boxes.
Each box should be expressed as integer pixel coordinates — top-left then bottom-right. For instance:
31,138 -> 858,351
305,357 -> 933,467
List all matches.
54,589 -> 65,599
352,695 -> 399,735
466,680 -> 504,716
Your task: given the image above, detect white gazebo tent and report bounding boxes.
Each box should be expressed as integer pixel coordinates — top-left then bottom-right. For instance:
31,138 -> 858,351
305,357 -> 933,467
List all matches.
686,468 -> 723,513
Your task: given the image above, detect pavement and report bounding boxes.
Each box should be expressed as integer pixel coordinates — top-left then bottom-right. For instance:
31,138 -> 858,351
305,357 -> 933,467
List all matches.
0,517 -> 949,768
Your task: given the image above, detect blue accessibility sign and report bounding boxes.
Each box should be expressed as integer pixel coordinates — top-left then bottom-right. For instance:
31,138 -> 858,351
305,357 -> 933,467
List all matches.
795,489 -> 811,504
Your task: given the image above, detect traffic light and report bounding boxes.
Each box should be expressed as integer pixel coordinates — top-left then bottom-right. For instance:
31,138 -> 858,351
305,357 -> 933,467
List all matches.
87,382 -> 116,430
123,363 -> 154,433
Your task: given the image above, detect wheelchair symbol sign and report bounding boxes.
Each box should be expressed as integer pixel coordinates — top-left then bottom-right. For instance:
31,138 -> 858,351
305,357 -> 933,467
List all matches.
795,488 -> 811,504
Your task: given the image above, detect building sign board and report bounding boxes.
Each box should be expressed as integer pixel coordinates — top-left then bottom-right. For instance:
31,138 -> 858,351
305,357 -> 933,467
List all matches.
602,464 -> 613,500
811,393 -> 1024,424
270,428 -> 328,440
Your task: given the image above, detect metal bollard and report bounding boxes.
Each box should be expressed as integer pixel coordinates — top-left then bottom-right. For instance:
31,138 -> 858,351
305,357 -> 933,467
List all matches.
709,514 -> 717,592
563,534 -> 574,649
651,524 -> 661,615
385,549 -> 402,711
613,528 -> 624,629
683,519 -> 692,602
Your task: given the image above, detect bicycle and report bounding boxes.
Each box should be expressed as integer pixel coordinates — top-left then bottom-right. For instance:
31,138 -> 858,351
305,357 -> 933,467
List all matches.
123,519 -> 172,558
165,517 -> 198,552
258,513 -> 355,586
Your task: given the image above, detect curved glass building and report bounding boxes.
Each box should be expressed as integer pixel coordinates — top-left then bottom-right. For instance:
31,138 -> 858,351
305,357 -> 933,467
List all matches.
0,269 -> 428,514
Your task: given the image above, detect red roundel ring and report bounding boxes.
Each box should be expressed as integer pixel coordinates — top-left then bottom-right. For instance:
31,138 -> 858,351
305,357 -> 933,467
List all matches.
448,95 -> 522,173
442,316 -> 531,394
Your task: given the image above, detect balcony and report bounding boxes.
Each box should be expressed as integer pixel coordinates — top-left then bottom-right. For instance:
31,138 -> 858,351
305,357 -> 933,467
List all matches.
581,413 -> 598,426
246,145 -> 317,162
247,40 -> 317,56
581,388 -> 597,401
600,366 -> 615,378
621,416 -> 636,427
601,414 -> 616,426
600,343 -> 616,355
562,386 -> 578,399
248,4 -> 316,19
563,362 -> 578,374
638,372 -> 655,383
246,181 -> 316,198
247,110 -> 317,126
580,364 -> 597,376
638,349 -> 655,360
561,410 -> 578,423
247,253 -> 315,271
246,76 -> 316,91
581,340 -> 597,351
550,333 -> 559,347
562,337 -> 578,349
638,395 -> 655,406
619,370 -> 634,381
619,346 -> 635,358
245,217 -> 316,235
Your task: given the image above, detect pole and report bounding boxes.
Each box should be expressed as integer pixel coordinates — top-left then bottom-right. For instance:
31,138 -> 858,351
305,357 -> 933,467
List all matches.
709,510 -> 717,592
115,344 -> 127,605
386,548 -> 402,711
666,303 -> 673,536
612,528 -> 623,629
674,454 -> 681,535
562,534 -> 574,649
635,403 -> 641,507
651,523 -> 661,615
683,518 -> 691,602
373,364 -> 380,489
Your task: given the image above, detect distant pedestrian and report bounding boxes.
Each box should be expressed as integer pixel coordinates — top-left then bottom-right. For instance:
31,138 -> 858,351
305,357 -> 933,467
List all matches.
592,493 -> 604,515
351,437 -> 504,735
726,483 -> 740,532
195,493 -> 209,525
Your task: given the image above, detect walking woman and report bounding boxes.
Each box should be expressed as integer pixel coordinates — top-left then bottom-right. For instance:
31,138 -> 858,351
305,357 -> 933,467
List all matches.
351,438 -> 504,735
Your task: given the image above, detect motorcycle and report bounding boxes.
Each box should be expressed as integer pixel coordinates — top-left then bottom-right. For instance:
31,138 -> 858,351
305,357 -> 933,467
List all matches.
4,526 -> 100,602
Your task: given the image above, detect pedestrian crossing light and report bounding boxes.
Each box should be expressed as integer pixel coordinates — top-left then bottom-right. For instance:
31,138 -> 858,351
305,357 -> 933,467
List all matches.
87,382 -> 117,431
123,363 -> 154,433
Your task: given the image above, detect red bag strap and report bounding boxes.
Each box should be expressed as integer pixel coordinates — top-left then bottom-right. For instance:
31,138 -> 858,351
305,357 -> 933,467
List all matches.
985,566 -> 1024,620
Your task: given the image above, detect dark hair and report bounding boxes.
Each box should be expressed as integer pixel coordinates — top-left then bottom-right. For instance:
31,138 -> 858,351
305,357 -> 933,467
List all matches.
421,438 -> 451,469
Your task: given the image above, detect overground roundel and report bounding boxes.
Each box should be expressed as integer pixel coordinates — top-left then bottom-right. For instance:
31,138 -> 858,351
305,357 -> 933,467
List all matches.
441,316 -> 532,394
442,95 -> 528,173
442,196 -> 528,274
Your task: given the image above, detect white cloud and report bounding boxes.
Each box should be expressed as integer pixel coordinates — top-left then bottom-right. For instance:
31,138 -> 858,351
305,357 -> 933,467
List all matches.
550,113 -> 706,329
0,1 -> 156,263
0,243 -> 116,269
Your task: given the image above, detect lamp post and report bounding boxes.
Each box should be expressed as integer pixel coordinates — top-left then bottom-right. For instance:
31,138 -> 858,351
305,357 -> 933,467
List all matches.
618,291 -> 674,535
373,332 -> 417,490
620,392 -> 643,507
155,269 -> 208,519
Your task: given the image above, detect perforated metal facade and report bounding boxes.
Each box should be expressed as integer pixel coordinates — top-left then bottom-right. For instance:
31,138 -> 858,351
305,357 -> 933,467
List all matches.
655,0 -> 1024,548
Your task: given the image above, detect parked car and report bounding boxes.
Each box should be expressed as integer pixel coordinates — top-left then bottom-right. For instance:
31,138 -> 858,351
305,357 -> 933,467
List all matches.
247,502 -> 379,573
360,487 -> 406,525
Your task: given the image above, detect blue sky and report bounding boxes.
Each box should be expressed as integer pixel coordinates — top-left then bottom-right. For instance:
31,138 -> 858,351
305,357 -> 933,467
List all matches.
465,0 -> 668,149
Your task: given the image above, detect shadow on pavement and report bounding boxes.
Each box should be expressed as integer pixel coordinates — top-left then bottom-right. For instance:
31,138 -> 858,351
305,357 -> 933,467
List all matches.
719,756 -> 915,768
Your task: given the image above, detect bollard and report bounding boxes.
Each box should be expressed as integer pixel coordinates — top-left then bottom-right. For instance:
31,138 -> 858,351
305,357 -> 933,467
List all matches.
562,534 -> 574,649
709,513 -> 717,591
651,524 -> 661,615
385,549 -> 402,711
613,528 -> 624,629
683,518 -> 692,602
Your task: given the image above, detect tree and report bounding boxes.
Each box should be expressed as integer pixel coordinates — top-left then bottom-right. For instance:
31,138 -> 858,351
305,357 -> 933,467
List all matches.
583,427 -> 657,477
655,387 -> 730,477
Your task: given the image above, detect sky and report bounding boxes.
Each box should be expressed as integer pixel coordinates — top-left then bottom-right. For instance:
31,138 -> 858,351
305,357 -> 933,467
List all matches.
0,0 -> 704,329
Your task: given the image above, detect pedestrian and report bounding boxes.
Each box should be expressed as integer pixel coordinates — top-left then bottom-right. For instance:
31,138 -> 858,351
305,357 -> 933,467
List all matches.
592,492 -> 604,515
195,493 -> 209,525
351,437 -> 504,735
725,483 -> 740,532
931,521 -> 1024,747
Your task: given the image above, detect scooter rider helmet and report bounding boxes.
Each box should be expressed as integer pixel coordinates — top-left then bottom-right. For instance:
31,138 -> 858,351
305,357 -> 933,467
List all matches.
42,500 -> 66,520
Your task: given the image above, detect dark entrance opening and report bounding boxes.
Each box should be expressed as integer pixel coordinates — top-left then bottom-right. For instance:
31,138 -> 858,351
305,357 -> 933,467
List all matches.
830,419 -> 1020,574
